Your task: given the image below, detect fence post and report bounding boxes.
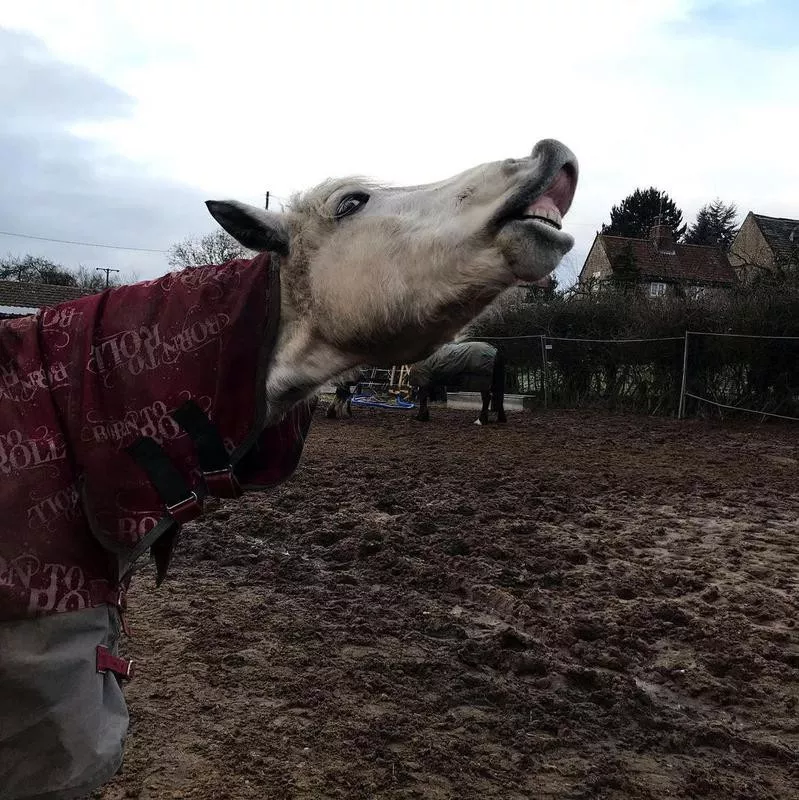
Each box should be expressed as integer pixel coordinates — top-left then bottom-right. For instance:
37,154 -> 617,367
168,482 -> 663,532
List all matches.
678,331 -> 690,419
540,335 -> 549,410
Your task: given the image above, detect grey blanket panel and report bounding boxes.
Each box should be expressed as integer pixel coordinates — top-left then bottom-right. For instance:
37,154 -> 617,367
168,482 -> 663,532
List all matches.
0,605 -> 128,800
408,342 -> 497,388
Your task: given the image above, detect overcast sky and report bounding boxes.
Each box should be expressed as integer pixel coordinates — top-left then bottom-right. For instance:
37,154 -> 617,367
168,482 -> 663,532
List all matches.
1,0 -> 797,285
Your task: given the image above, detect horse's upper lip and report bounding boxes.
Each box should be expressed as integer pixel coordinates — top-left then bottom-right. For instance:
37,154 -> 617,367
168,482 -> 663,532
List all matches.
517,165 -> 577,231
536,163 -> 577,216
493,157 -> 578,232
514,161 -> 577,219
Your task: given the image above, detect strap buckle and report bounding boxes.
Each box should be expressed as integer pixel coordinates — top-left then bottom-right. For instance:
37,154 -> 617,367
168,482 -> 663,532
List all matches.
203,466 -> 243,499
96,645 -> 134,680
113,587 -> 132,637
89,581 -> 127,611
171,400 -> 241,499
127,436 -> 204,526
166,491 -> 202,524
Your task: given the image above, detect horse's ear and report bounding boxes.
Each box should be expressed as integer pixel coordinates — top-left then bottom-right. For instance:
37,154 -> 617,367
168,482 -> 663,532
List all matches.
205,200 -> 290,256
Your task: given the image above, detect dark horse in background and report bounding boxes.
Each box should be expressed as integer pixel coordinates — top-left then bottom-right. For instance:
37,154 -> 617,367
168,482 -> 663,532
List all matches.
326,383 -> 353,418
326,342 -> 506,425
409,341 -> 506,425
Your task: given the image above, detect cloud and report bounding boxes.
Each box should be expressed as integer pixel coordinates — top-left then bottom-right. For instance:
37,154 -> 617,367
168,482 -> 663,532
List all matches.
671,0 -> 797,48
0,28 -> 214,279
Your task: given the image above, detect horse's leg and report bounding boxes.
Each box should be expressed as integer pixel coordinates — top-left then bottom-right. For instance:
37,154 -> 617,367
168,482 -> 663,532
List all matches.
493,352 -> 507,423
495,390 -> 507,423
477,390 -> 490,425
346,397 -> 352,417
416,387 -> 430,421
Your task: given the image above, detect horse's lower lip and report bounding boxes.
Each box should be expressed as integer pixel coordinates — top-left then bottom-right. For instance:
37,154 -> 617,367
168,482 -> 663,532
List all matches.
506,217 -> 573,244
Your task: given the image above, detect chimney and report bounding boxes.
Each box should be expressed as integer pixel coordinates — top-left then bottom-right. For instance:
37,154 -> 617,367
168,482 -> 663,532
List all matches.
650,223 -> 675,253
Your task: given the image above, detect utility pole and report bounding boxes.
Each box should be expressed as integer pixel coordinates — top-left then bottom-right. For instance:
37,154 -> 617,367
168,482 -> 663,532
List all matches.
265,191 -> 270,210
96,267 -> 120,288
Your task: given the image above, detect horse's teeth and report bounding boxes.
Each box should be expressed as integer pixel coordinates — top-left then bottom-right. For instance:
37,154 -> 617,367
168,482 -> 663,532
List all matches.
521,204 -> 563,230
523,205 -> 562,226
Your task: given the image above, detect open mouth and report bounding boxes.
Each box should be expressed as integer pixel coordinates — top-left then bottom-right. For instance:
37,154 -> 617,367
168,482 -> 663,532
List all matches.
493,141 -> 578,281
495,159 -> 578,237
516,163 -> 577,231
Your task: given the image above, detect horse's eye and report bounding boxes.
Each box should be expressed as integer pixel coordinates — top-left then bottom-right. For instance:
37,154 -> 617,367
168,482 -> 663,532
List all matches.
335,192 -> 369,219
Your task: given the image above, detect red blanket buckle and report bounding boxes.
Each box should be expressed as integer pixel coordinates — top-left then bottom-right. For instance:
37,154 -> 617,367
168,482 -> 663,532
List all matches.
203,466 -> 243,499
166,491 -> 203,524
96,645 -> 134,680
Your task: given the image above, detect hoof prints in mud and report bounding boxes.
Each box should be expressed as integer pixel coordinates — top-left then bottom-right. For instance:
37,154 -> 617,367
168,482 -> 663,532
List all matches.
98,409 -> 798,799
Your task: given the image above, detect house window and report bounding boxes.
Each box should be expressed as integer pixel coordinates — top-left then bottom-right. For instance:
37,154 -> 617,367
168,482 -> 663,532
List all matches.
649,282 -> 667,298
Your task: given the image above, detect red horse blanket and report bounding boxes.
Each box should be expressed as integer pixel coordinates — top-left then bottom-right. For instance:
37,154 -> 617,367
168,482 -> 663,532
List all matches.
0,253 -> 313,799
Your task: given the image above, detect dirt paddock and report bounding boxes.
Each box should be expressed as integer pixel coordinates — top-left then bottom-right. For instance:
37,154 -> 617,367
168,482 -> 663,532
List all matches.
95,408 -> 798,799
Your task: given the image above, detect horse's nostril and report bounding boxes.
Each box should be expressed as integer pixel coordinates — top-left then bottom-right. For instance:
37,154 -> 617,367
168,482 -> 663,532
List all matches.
501,159 -> 518,175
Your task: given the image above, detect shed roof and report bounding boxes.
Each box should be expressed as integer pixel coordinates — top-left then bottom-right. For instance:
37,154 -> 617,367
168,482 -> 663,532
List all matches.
0,280 -> 93,316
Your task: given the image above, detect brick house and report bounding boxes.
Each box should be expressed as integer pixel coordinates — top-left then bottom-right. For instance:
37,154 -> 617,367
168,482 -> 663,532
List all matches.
578,224 -> 737,298
0,281 -> 93,319
729,212 -> 799,281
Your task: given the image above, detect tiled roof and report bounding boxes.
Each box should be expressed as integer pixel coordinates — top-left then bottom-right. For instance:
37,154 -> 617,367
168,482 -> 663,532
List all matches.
599,236 -> 736,285
0,280 -> 94,314
752,214 -> 799,262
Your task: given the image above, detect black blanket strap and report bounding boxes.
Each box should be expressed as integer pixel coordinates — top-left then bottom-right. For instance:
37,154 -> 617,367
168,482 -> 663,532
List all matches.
125,436 -> 203,525
171,400 -> 243,499
150,527 -> 180,586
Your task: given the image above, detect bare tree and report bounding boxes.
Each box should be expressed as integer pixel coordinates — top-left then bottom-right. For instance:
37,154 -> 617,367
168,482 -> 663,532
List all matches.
167,230 -> 248,270
0,255 -> 77,284
0,255 -> 127,291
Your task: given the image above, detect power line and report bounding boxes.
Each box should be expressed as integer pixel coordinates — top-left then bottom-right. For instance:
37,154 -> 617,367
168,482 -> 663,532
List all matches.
0,230 -> 167,253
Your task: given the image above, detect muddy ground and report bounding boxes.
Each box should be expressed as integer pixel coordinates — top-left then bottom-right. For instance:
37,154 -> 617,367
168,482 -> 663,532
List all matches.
95,408 -> 798,799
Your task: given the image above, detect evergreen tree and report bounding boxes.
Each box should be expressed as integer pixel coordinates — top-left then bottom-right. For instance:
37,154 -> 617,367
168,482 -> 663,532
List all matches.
601,187 -> 685,241
684,199 -> 739,251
